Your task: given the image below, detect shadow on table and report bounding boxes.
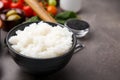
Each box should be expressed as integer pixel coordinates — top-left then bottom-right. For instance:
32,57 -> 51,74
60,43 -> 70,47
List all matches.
77,27 -> 95,41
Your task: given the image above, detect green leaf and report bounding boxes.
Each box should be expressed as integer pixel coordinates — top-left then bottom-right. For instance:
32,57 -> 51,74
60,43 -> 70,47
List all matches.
24,16 -> 41,23
55,11 -> 77,24
55,11 -> 77,20
56,19 -> 65,25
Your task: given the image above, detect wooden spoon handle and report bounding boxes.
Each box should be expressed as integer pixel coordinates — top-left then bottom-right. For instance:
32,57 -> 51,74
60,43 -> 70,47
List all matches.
0,19 -> 3,29
24,0 -> 57,23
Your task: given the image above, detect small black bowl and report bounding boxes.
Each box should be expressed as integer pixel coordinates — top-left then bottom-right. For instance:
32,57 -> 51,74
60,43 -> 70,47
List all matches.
5,21 -> 79,75
0,8 -> 25,32
65,19 -> 90,38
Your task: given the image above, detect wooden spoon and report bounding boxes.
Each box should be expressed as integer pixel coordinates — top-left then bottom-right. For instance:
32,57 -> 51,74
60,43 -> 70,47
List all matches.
0,19 -> 3,29
24,0 -> 57,23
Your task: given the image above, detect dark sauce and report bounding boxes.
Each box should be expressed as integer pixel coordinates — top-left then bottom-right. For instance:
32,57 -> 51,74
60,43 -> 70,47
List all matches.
66,19 -> 89,30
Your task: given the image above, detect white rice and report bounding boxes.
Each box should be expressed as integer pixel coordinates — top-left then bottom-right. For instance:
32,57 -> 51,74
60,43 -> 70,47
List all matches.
9,21 -> 73,58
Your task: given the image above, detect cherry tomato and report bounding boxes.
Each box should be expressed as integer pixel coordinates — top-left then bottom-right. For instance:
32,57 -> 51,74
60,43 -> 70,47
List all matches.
22,6 -> 33,17
10,0 -> 24,9
33,12 -> 37,16
47,5 -> 57,16
2,0 -> 12,9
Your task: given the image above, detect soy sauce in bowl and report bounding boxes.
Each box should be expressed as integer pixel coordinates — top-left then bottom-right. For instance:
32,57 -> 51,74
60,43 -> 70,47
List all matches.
65,19 -> 90,38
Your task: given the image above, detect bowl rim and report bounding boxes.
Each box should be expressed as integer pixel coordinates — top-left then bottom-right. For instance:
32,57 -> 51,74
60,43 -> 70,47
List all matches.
6,21 -> 77,60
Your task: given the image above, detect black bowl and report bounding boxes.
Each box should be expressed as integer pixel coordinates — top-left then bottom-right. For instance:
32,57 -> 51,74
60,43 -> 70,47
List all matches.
5,21 -> 77,75
0,8 -> 25,32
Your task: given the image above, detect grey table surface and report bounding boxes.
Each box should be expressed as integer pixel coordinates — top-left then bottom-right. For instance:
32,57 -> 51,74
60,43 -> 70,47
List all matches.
1,0 -> 120,80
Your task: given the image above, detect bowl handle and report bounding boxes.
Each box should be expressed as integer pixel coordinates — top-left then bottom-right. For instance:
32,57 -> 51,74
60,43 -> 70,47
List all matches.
4,37 -> 8,47
74,43 -> 85,54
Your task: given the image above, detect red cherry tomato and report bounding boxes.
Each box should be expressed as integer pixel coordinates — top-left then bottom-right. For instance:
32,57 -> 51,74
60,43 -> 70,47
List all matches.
10,0 -> 24,9
47,5 -> 57,16
22,6 -> 33,17
2,0 -> 12,9
33,12 -> 36,16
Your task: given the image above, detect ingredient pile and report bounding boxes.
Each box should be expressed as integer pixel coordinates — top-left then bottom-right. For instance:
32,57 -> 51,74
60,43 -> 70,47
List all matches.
0,0 -> 78,31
